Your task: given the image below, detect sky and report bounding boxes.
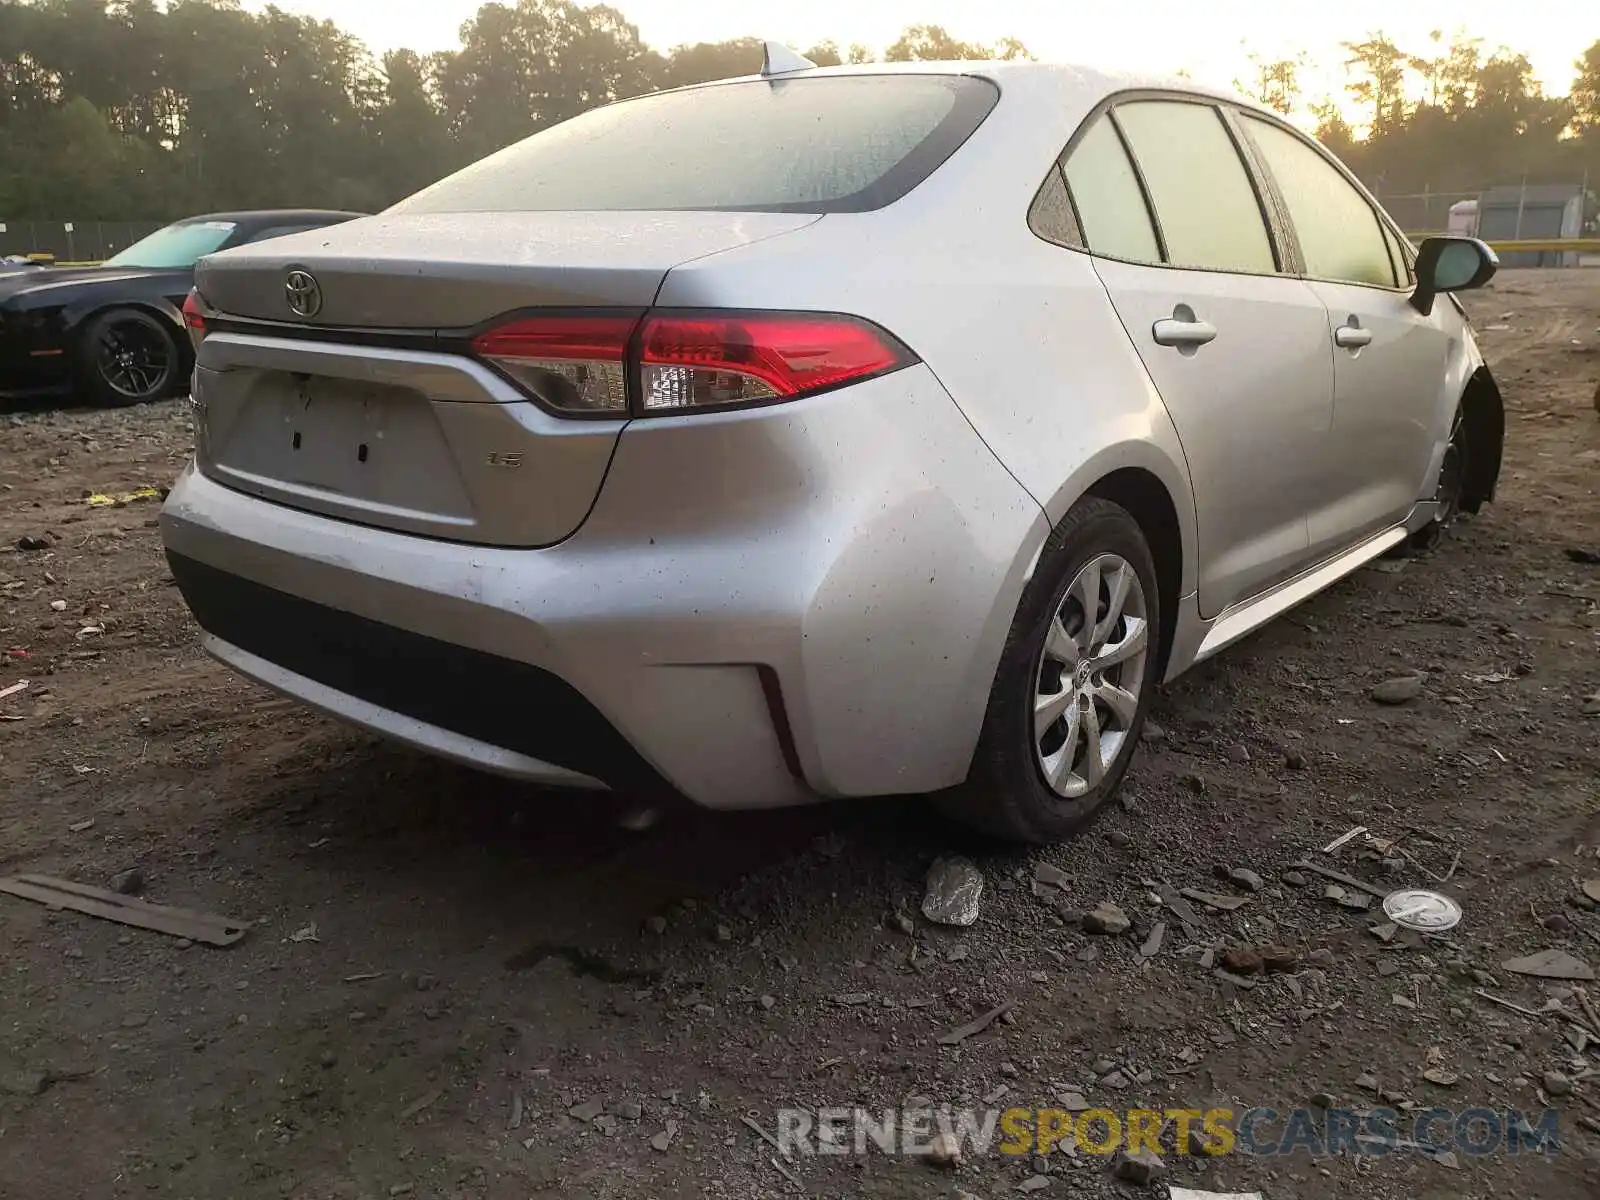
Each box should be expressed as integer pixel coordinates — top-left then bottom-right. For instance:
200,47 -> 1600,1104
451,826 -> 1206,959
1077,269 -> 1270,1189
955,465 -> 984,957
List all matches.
248,0 -> 1592,106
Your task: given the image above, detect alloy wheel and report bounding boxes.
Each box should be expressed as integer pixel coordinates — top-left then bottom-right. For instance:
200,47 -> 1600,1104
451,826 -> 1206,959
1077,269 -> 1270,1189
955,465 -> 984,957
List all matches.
95,319 -> 172,401
1032,553 -> 1150,799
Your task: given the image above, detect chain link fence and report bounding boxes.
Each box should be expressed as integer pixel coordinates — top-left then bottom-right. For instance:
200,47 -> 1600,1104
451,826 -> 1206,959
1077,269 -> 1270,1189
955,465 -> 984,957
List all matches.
1374,183 -> 1598,266
1376,182 -> 1595,230
0,219 -> 164,262
1370,189 -> 1484,238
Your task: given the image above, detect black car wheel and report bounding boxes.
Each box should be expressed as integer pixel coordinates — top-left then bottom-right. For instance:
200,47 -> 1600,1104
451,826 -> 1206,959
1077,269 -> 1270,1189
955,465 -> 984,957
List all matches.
1406,403 -> 1469,554
77,308 -> 181,408
1433,404 -> 1469,528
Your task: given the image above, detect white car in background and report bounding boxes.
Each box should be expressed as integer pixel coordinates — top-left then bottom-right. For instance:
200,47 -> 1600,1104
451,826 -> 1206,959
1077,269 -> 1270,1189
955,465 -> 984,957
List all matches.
162,50 -> 1503,843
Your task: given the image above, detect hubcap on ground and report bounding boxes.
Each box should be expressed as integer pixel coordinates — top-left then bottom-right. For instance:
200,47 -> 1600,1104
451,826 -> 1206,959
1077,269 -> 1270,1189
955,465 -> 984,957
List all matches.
1032,553 -> 1149,800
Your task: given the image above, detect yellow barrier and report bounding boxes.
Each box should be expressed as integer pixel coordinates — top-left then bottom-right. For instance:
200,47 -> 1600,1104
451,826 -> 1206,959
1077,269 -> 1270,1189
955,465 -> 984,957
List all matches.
1481,238 -> 1600,254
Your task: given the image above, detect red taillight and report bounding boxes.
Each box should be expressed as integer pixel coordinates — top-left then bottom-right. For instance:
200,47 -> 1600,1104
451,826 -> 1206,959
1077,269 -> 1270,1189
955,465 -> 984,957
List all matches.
470,310 -> 914,417
637,313 -> 910,412
471,314 -> 635,415
182,289 -> 207,347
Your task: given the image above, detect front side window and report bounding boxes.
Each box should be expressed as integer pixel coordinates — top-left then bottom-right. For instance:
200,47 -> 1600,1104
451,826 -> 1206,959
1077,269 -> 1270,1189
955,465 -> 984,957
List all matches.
1381,221 -> 1413,285
390,75 -> 998,215
104,220 -> 238,269
1241,115 -> 1397,288
1113,100 -> 1276,275
1061,115 -> 1159,263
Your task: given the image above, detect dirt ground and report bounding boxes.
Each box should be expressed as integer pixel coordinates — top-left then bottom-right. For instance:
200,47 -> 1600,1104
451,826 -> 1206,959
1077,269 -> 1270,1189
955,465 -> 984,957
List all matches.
2,271 -> 1599,1200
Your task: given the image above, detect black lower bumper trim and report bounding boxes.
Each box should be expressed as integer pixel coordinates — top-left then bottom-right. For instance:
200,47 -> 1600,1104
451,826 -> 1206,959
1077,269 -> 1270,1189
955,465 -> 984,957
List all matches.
166,552 -> 670,794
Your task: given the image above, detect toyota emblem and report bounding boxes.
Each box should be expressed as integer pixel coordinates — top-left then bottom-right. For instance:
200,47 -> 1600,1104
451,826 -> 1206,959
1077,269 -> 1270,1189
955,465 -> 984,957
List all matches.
284,269 -> 322,319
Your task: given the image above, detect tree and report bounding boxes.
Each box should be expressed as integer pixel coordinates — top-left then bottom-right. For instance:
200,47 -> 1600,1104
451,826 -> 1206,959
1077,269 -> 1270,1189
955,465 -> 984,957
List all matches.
1305,28 -> 1600,219
1571,39 -> 1600,135
372,49 -> 458,200
4,3 -> 1595,236
1342,33 -> 1409,136
1462,48 -> 1571,164
801,40 -> 842,67
20,96 -> 162,217
1439,36 -> 1485,115
656,37 -> 763,89
251,9 -> 385,208
1409,30 -> 1445,106
1310,99 -> 1356,156
1236,50 -> 1305,115
0,1 -> 58,123
884,24 -> 1029,62
434,0 -> 656,157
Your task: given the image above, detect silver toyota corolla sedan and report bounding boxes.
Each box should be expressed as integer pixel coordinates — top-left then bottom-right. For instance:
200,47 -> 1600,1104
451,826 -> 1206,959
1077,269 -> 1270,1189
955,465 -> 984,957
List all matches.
161,53 -> 1504,843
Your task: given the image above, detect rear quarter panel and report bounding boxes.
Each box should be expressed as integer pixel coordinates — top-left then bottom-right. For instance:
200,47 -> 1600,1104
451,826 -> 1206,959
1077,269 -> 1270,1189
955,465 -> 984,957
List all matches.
655,202 -> 1199,601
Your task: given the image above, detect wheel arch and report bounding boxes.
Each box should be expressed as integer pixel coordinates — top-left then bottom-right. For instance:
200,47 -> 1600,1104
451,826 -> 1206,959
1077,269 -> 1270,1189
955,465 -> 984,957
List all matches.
1082,467 -> 1184,680
62,296 -> 185,340
1032,435 -> 1196,680
67,300 -> 193,386
1458,365 -> 1504,514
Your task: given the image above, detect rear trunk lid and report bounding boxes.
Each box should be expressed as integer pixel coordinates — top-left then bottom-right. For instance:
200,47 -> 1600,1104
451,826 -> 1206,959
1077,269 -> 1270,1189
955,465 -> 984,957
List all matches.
196,211 -> 818,328
190,211 -> 819,547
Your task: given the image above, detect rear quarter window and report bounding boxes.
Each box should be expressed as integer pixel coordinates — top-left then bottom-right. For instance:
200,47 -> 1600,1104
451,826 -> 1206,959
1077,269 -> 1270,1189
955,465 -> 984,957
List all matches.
390,75 -> 999,215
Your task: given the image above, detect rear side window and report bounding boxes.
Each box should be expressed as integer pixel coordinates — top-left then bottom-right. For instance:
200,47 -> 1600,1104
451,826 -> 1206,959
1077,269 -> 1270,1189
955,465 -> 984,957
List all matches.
1241,115 -> 1397,287
1114,101 -> 1276,274
390,76 -> 998,215
1061,116 -> 1159,263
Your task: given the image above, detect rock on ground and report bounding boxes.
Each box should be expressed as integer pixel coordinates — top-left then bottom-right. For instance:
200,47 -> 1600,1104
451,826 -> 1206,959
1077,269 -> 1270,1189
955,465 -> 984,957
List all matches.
922,857 -> 985,927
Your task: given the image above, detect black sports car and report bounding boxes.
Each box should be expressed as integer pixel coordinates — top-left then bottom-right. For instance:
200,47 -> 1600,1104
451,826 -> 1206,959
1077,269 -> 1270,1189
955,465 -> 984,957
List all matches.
0,210 -> 363,407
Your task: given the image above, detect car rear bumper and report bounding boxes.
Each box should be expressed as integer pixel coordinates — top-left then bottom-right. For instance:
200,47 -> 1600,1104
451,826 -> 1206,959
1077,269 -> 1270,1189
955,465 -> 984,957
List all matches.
160,364 -> 1047,809
199,629 -> 611,791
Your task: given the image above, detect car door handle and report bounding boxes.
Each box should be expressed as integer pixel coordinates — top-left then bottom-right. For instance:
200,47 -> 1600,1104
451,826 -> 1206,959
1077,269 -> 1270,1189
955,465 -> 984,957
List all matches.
1334,323 -> 1373,349
1152,316 -> 1218,348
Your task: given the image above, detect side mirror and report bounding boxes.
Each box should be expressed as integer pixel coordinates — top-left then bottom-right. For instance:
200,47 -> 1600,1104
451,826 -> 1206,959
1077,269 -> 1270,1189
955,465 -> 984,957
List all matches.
1411,236 -> 1498,316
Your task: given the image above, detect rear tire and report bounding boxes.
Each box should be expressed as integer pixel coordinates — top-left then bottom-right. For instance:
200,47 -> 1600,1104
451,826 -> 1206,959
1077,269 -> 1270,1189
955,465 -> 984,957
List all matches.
940,497 -> 1162,844
76,308 -> 182,408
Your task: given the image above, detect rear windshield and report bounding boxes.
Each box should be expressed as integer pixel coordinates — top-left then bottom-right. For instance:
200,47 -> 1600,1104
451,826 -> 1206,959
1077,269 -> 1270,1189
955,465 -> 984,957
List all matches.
390,74 -> 999,216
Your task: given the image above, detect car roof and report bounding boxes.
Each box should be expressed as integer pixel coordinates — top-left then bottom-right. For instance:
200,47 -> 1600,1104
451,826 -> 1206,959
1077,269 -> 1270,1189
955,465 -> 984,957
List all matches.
676,58 -> 1249,112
